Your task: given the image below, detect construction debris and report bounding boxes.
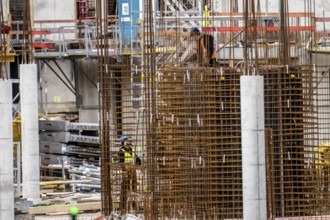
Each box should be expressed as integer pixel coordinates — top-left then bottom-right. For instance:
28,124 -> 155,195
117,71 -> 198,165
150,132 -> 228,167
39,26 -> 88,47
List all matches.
28,202 -> 101,215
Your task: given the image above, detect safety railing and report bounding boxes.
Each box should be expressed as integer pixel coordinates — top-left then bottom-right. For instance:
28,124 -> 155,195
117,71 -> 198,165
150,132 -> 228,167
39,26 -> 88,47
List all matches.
10,17 -> 120,58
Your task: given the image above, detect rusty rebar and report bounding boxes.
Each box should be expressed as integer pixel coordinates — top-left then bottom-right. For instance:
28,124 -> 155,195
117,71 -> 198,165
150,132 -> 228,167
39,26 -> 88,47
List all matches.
97,0 -> 330,218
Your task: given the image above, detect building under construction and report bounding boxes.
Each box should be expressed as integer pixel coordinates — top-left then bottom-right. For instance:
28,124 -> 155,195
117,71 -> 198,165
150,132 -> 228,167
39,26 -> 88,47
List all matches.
2,0 -> 330,219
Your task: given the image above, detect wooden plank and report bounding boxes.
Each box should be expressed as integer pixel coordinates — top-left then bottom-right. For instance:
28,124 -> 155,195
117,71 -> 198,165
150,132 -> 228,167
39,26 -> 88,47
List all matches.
39,179 -> 93,186
45,192 -> 74,196
46,211 -> 84,216
34,213 -> 102,220
14,179 -> 92,187
28,202 -> 101,215
46,212 -> 70,216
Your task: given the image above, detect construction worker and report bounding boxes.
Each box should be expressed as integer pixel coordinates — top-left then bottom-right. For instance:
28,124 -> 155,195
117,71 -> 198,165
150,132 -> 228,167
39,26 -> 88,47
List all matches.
190,27 -> 217,67
135,18 -> 143,49
118,136 -> 141,214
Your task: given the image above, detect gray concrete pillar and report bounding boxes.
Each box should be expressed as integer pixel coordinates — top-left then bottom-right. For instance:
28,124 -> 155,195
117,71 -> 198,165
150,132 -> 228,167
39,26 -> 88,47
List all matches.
0,80 -> 14,219
20,64 -> 40,203
2,0 -> 8,21
240,75 -> 267,220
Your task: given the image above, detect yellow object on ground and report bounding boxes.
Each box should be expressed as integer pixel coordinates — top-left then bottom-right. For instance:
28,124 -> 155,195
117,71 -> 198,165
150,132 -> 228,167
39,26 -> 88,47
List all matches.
315,142 -> 330,166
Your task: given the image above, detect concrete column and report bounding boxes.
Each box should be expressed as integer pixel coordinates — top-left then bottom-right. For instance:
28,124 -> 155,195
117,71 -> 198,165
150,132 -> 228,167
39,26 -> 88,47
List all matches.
240,76 -> 267,220
2,0 -> 8,21
20,64 -> 40,203
0,80 -> 14,219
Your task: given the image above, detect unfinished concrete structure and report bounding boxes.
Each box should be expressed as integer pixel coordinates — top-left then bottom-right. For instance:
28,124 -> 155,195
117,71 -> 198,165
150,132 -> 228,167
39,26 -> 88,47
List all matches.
95,0 -> 330,219
2,0 -> 330,219
20,64 -> 40,203
0,80 -> 14,220
241,75 -> 266,220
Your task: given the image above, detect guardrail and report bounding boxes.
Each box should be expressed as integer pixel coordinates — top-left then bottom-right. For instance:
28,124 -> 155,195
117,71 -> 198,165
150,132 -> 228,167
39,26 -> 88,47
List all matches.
10,17 -> 120,57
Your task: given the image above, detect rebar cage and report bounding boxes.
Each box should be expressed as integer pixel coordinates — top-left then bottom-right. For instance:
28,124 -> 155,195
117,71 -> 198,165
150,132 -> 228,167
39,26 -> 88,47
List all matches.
96,0 -> 330,219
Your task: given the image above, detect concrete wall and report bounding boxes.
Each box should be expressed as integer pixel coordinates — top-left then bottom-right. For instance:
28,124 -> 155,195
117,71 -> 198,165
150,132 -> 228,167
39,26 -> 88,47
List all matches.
33,0 -> 76,41
214,0 -> 330,31
77,59 -> 99,123
33,0 -> 75,21
31,0 -> 98,120
37,58 -> 99,123
266,0 -> 330,31
38,60 -> 77,114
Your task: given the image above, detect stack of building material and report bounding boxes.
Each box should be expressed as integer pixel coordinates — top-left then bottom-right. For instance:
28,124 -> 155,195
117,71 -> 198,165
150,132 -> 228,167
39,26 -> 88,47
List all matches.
69,164 -> 101,192
39,120 -> 100,178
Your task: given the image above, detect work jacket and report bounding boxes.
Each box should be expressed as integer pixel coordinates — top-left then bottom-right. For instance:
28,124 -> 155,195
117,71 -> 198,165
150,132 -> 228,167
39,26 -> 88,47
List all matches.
115,147 -> 142,165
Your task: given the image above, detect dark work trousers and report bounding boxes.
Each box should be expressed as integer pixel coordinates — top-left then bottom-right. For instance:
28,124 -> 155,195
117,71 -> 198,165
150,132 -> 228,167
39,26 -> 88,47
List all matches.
120,167 -> 137,214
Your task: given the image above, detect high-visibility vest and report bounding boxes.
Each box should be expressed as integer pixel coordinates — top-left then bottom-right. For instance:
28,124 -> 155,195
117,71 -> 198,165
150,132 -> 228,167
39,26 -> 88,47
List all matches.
113,148 -> 141,165
202,5 -> 211,26
121,148 -> 135,163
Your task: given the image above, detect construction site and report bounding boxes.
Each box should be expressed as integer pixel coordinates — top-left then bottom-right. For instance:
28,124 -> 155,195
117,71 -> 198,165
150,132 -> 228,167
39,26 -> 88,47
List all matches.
2,0 -> 330,219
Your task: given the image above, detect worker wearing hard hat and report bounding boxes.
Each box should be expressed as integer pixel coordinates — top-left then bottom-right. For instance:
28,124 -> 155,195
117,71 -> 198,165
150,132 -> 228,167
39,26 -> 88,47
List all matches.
118,136 -> 141,164
118,136 -> 141,214
190,27 -> 217,67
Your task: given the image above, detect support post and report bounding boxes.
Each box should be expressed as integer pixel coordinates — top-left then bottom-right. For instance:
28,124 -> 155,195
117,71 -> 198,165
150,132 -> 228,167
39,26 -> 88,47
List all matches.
240,75 -> 267,220
20,64 -> 40,203
0,80 -> 14,219
2,0 -> 8,21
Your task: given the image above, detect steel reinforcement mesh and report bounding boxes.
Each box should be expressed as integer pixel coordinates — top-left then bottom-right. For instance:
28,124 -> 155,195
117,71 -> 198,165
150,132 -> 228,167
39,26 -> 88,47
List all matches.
97,0 -> 330,218
145,67 -> 242,219
262,65 -> 328,218
98,63 -> 330,219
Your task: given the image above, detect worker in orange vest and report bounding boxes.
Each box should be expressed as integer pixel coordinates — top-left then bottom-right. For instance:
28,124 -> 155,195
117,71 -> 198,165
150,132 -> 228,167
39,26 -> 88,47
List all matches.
190,27 -> 217,67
